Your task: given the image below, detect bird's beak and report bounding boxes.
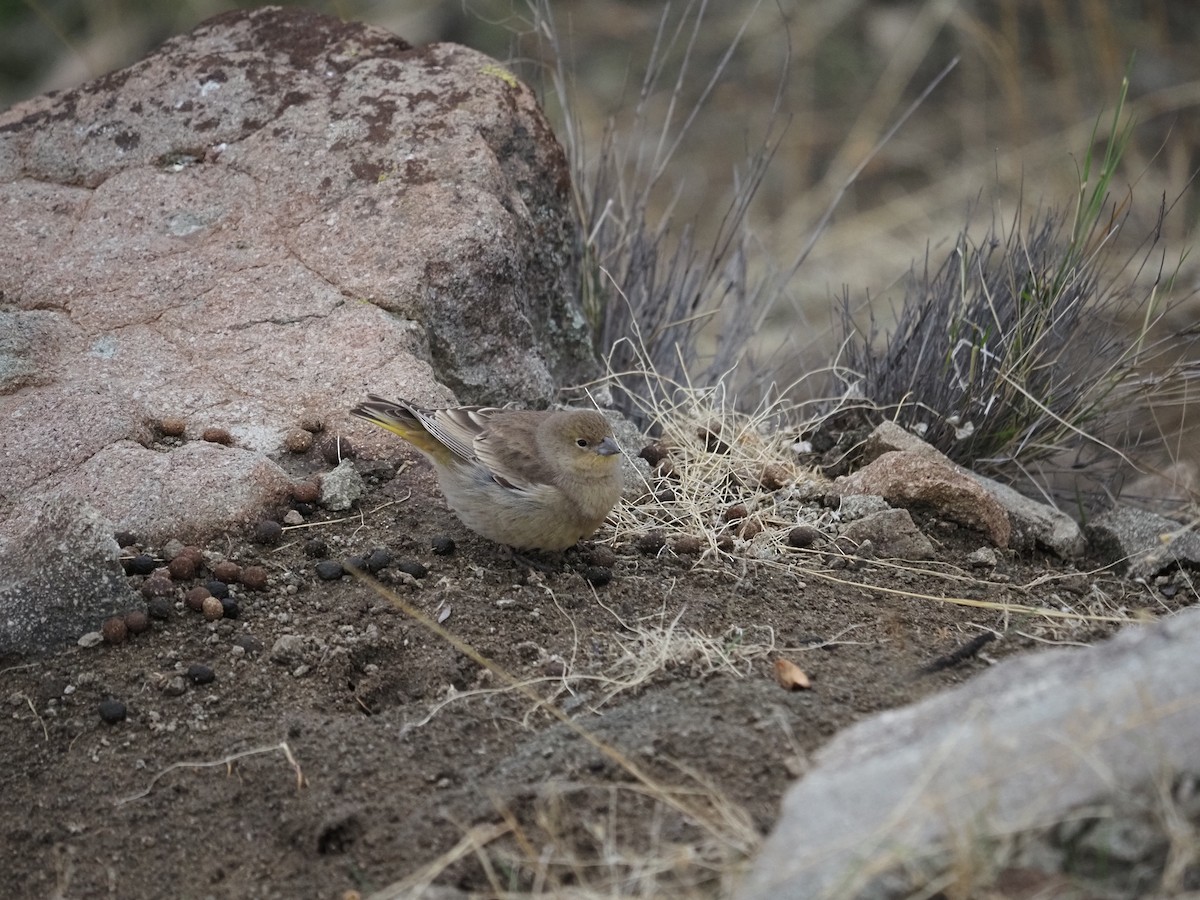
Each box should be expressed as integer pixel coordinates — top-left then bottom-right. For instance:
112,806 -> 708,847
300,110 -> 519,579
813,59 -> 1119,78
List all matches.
596,436 -> 621,457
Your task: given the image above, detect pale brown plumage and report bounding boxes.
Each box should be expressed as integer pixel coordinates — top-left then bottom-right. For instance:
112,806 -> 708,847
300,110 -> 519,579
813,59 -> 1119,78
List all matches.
351,395 -> 624,551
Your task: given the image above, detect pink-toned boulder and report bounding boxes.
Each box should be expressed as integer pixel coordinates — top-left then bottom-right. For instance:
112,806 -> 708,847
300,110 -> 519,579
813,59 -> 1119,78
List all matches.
0,7 -> 597,650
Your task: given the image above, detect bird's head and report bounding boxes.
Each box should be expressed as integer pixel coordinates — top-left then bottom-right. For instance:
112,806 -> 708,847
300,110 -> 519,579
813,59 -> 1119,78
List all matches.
544,410 -> 623,479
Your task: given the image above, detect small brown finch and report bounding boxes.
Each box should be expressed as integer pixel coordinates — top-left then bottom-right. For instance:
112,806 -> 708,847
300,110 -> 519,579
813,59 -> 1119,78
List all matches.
351,395 -> 624,551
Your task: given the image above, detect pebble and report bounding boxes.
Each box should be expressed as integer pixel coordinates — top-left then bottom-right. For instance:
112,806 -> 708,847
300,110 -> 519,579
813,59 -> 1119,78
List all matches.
98,698 -> 127,723
315,560 -> 345,581
78,631 -> 103,648
160,675 -> 187,697
201,596 -> 224,621
283,509 -> 304,526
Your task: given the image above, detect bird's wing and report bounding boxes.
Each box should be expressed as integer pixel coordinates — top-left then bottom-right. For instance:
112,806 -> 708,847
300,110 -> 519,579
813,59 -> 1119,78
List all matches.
472,414 -> 557,492
413,406 -> 500,464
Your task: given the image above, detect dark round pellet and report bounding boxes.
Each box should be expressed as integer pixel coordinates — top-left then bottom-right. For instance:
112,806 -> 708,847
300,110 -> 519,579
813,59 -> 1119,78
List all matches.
396,560 -> 428,579
365,548 -> 392,573
431,536 -> 456,556
147,597 -> 174,620
186,663 -> 216,685
219,597 -> 240,619
787,525 -> 821,548
241,566 -> 268,591
315,560 -> 345,581
98,698 -> 127,724
204,580 -> 230,599
304,538 -> 330,558
582,566 -> 612,587
184,586 -> 211,612
124,610 -> 150,634
253,519 -> 283,546
126,553 -> 158,576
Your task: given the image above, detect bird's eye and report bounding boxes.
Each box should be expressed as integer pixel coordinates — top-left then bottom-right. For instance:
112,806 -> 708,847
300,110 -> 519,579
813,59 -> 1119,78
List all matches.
576,438 -> 589,448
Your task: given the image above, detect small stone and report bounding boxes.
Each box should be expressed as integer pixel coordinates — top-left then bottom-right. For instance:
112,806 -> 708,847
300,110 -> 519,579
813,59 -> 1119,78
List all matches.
125,553 -> 158,576
101,616 -> 128,644
219,598 -> 240,620
670,535 -> 703,555
160,675 -> 188,697
141,575 -> 174,599
634,530 -> 667,555
98,698 -> 127,723
201,596 -> 224,621
315,560 -> 345,581
787,526 -> 820,549
212,561 -> 242,584
186,663 -> 216,685
291,480 -> 321,503
204,580 -> 230,600
184,586 -> 212,612
396,560 -> 428,579
582,566 -> 612,587
78,631 -> 103,648
270,634 -> 306,664
159,417 -> 187,437
283,509 -> 304,526
147,597 -> 174,620
543,656 -> 567,677
365,548 -> 392,573
202,426 -> 233,445
167,555 -> 197,580
124,610 -> 150,634
967,547 -> 998,569
161,539 -> 187,560
241,566 -> 269,591
431,536 -> 456,556
253,519 -> 283,546
284,428 -> 314,453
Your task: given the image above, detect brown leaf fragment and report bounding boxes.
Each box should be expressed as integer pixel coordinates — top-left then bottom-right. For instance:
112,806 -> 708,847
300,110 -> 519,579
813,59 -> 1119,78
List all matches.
774,658 -> 811,691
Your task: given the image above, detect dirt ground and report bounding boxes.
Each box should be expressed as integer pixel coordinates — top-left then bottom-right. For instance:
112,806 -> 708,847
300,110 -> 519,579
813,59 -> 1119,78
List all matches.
3,442 -> 1187,900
